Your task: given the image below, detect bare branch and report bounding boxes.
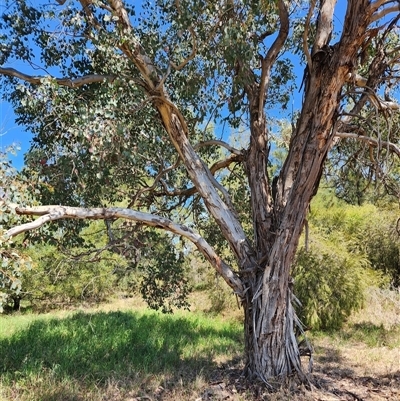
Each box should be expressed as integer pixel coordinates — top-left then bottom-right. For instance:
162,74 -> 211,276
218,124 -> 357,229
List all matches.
210,154 -> 244,175
345,72 -> 400,110
194,140 -> 242,156
0,67 -> 115,88
335,132 -> 400,157
370,0 -> 396,12
313,0 -> 337,52
128,157 -> 182,207
5,204 -> 244,296
371,4 -> 400,22
258,0 -> 289,119
170,27 -> 197,71
302,0 -> 316,71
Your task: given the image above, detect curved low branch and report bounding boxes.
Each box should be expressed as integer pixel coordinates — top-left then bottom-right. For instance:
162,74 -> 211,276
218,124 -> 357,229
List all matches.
5,204 -> 244,296
0,67 -> 115,88
335,132 -> 400,157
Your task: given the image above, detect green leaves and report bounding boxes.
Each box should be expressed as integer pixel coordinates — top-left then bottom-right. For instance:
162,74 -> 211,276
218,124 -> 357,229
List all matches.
0,236 -> 33,313
0,147 -> 35,311
293,191 -> 398,331
140,231 -> 190,313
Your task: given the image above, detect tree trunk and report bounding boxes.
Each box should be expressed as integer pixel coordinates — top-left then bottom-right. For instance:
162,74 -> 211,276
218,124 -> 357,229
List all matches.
242,222 -> 308,383
243,274 -> 301,383
241,39 -> 352,382
12,295 -> 21,311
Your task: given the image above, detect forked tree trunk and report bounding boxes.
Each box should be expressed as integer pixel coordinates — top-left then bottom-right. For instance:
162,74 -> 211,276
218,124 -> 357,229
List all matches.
241,38 -> 353,381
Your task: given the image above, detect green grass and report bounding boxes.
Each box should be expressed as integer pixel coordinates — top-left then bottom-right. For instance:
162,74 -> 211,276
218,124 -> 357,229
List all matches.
312,287 -> 400,348
0,304 -> 243,400
1,287 -> 399,400
339,321 -> 400,348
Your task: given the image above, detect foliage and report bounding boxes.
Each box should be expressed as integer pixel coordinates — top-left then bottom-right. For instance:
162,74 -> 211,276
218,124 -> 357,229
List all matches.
293,244 -> 369,331
0,146 -> 33,312
140,235 -> 190,313
327,112 -> 400,205
23,244 -> 126,309
362,214 -> 400,287
310,190 -> 400,286
292,191 -> 397,331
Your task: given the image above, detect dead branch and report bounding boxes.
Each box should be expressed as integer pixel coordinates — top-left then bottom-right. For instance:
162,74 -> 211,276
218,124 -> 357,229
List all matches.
371,4 -> 400,22
345,72 -> 400,111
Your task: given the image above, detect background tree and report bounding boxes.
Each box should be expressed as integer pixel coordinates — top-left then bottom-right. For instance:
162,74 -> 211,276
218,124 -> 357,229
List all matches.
1,0 -> 400,384
0,145 -> 33,312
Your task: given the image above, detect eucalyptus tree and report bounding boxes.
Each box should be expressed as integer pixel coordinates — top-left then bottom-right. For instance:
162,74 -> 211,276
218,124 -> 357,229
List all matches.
1,0 -> 400,383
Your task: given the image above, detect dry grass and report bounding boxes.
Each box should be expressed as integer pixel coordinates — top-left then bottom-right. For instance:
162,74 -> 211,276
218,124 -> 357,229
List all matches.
0,288 -> 399,401
351,287 -> 400,330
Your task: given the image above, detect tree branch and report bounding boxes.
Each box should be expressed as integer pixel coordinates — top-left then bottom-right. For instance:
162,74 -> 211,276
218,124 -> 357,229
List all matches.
370,0 -> 396,12
210,154 -> 244,175
170,26 -> 197,71
303,0 -> 316,71
0,67 -> 115,88
153,153 -> 243,198
194,140 -> 242,156
345,72 -> 400,110
313,0 -> 336,52
335,132 -> 400,157
5,204 -> 244,296
106,0 -> 160,90
258,0 -> 289,119
79,0 -> 103,31
371,4 -> 400,22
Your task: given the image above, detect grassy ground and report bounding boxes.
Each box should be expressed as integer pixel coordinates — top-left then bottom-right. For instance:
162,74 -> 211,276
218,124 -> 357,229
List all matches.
0,288 -> 399,400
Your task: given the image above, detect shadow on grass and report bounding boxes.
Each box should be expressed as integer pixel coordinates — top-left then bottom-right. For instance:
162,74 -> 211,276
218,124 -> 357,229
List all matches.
0,310 -> 242,387
314,346 -> 355,378
341,321 -> 400,347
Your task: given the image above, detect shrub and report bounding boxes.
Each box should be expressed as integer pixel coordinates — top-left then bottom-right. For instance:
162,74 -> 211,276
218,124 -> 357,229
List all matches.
293,243 -> 371,331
